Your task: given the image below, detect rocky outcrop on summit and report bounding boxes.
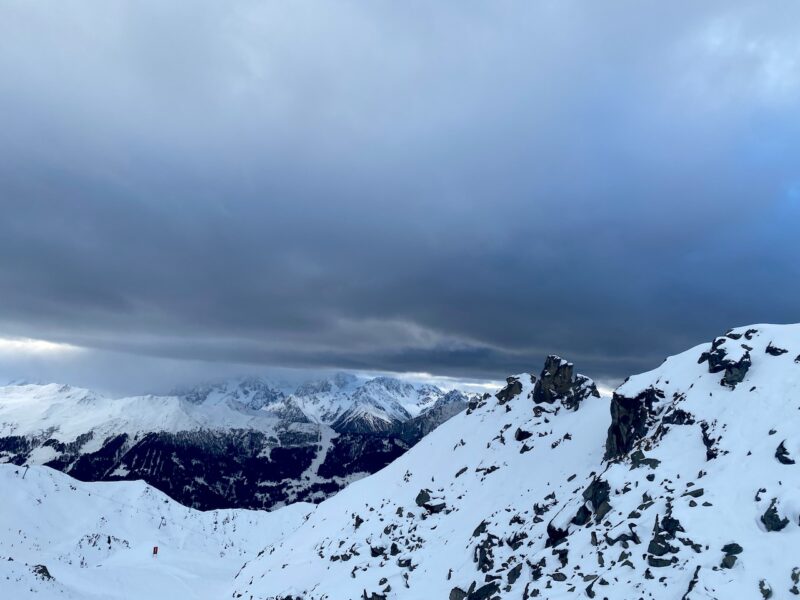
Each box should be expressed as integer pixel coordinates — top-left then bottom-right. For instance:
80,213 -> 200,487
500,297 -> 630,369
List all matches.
233,354 -> 606,600
698,330 -> 754,388
233,324 -> 800,600
531,355 -> 600,410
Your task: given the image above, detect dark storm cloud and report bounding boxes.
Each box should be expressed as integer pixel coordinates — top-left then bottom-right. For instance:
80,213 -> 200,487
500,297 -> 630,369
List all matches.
1,0 -> 800,390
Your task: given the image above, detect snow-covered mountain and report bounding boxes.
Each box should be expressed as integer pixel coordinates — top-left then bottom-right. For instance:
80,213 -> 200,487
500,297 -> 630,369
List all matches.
8,323 -> 800,599
177,375 -> 288,410
287,374 -> 462,433
0,464 -> 311,599
0,373 -> 471,511
230,323 -> 800,599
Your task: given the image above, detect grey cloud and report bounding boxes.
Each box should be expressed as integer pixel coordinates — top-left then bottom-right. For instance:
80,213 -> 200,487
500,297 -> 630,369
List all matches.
1,1 -> 799,393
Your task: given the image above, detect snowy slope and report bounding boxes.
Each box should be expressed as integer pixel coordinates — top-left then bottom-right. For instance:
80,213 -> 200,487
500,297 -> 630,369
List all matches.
231,324 -> 800,600
0,464 -> 310,600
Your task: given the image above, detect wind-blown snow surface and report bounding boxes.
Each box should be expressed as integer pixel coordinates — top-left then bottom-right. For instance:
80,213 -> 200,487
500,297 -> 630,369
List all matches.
0,464 -> 311,599
232,324 -> 800,599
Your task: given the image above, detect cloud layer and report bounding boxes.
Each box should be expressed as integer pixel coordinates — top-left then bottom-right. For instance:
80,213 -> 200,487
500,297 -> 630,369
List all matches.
1,1 -> 799,391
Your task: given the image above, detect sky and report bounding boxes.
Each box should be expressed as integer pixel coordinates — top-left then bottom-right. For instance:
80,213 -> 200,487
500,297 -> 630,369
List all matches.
1,1 -> 799,395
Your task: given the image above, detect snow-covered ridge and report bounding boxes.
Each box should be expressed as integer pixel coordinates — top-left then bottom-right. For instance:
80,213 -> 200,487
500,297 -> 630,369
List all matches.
232,324 -> 800,599
0,464 -> 310,599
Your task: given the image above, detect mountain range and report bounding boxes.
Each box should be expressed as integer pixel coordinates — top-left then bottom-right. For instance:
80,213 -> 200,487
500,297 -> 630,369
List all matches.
0,373 -> 474,510
4,323 -> 800,599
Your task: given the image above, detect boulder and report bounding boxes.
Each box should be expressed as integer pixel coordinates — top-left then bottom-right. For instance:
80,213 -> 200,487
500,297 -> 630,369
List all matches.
495,378 -> 523,404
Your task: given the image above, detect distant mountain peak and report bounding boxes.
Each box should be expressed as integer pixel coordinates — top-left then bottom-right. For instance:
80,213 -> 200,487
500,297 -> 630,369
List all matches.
176,376 -> 285,410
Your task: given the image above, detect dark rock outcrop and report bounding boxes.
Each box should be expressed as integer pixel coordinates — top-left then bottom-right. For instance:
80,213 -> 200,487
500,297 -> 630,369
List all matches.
647,513 -> 684,566
582,477 -> 612,521
531,356 -> 600,411
720,542 -> 743,569
766,343 -> 788,356
698,336 -> 752,388
496,378 -> 523,404
761,499 -> 789,532
776,440 -> 796,465
605,387 -> 663,460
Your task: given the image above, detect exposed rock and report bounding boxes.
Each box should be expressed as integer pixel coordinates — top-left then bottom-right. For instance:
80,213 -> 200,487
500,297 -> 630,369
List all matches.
571,504 -> 592,526
514,428 -> 533,442
766,343 -> 788,356
582,477 -> 611,515
699,336 -> 752,388
474,534 -> 500,572
720,554 -> 737,569
720,542 -> 743,569
545,522 -> 569,548
761,498 -> 789,531
630,449 -> 661,469
415,489 -> 431,507
761,499 -> 790,532
721,352 -> 751,388
449,587 -> 468,600
496,378 -> 523,404
31,564 -> 53,581
647,513 -> 683,562
662,408 -> 695,425
605,387 -> 662,460
776,441 -> 796,465
700,422 -> 719,460
531,356 -> 599,411
468,582 -> 500,600
424,502 -> 447,514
